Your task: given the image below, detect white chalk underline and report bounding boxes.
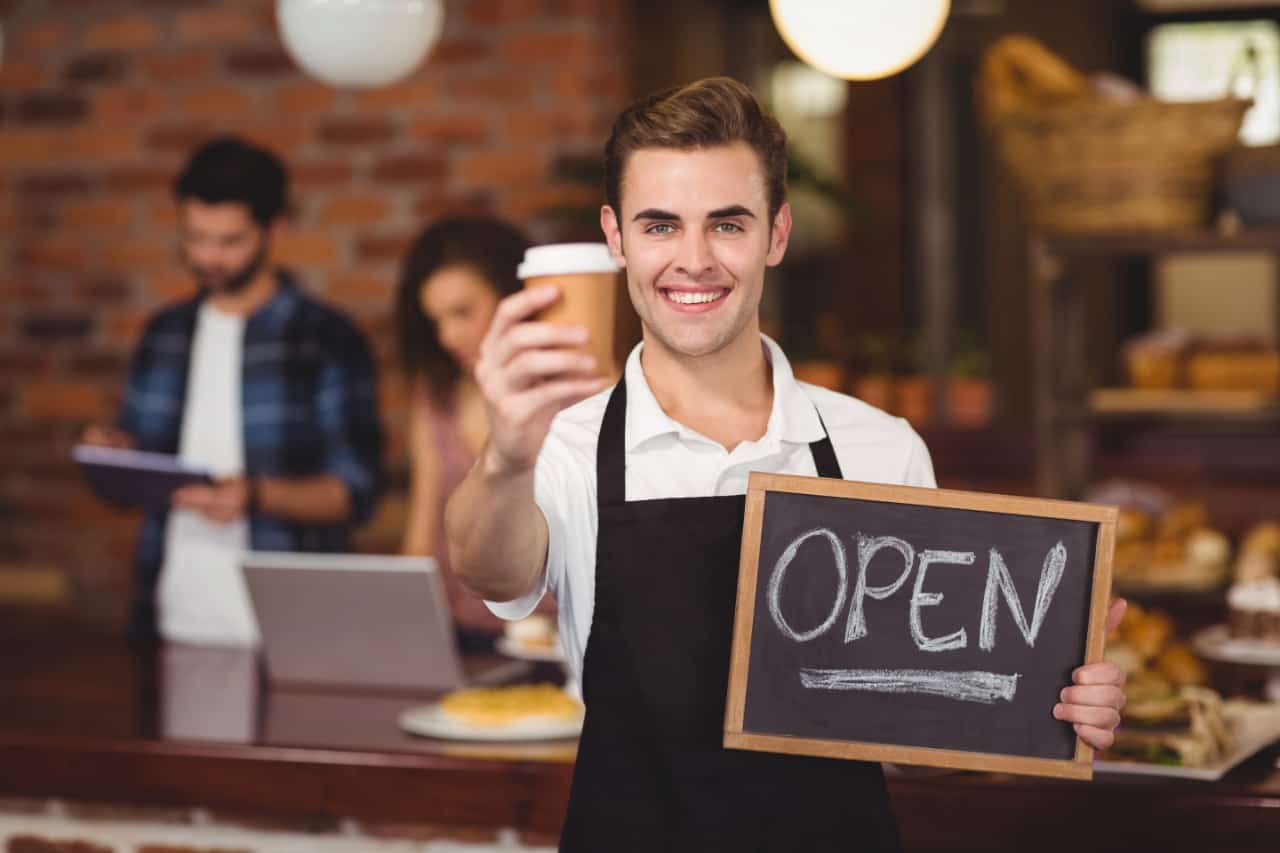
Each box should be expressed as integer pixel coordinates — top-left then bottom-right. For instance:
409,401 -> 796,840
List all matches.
799,668 -> 1021,704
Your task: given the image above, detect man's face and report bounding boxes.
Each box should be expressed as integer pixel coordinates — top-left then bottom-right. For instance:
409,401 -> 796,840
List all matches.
178,200 -> 271,294
601,142 -> 791,361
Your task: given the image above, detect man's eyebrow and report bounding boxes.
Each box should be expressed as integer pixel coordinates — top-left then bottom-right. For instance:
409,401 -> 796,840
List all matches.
708,205 -> 755,219
633,208 -> 680,222
631,205 -> 757,222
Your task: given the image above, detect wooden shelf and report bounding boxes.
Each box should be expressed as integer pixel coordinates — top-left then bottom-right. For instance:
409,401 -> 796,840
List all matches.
1039,228 -> 1280,259
1089,388 -> 1280,420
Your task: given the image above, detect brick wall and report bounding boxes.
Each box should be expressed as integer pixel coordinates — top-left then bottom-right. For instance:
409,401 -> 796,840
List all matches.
0,0 -> 628,627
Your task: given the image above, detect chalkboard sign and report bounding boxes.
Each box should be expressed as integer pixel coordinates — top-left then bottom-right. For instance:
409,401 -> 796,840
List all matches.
724,473 -> 1116,780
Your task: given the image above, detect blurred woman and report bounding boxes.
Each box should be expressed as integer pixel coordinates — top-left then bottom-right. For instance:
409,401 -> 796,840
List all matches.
396,217 -> 530,647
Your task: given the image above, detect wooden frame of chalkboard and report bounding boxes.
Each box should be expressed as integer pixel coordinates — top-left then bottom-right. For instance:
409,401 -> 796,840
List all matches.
724,473 -> 1117,780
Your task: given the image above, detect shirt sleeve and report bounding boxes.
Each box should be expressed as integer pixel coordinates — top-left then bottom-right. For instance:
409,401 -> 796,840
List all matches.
315,319 -> 385,524
902,423 -> 938,488
485,421 -> 595,621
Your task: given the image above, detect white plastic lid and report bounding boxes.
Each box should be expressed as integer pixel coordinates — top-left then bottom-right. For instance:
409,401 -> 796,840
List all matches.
517,243 -> 619,279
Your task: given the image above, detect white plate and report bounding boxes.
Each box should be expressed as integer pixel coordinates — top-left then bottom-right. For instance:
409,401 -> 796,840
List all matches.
1095,701 -> 1280,781
496,635 -> 565,663
399,701 -> 583,742
1191,625 -> 1280,667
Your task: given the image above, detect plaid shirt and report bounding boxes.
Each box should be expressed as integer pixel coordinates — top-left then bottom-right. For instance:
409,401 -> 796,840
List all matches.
116,272 -> 384,640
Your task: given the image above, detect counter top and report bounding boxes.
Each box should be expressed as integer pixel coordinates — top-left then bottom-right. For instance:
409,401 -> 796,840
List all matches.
3,607 -> 1279,851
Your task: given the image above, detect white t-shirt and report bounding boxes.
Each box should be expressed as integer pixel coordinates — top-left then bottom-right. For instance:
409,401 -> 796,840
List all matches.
487,336 -> 937,683
158,303 -> 258,647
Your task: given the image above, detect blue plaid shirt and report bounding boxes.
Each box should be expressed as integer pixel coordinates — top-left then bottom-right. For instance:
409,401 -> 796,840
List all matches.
116,272 -> 384,640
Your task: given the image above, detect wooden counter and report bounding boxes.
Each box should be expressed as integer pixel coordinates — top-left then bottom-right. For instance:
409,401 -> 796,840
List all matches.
3,608 -> 1278,851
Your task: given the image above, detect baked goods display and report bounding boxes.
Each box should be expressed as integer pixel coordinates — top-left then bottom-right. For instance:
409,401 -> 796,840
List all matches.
1121,331 -> 1280,396
1227,578 -> 1280,643
1103,605 -> 1233,767
505,614 -> 558,652
1109,497 -> 1231,593
1234,521 -> 1280,585
438,683 -> 582,728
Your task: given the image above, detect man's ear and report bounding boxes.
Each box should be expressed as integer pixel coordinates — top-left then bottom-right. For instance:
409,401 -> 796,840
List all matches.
766,202 -> 792,267
600,205 -> 626,268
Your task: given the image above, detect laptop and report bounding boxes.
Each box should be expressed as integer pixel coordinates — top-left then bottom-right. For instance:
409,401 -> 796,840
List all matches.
242,551 -> 515,693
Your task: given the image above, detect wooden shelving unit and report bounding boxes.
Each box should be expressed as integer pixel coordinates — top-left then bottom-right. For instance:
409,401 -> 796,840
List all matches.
1031,228 -> 1280,498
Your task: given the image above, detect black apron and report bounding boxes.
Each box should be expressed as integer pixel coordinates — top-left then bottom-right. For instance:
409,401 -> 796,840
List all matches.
559,378 -> 902,852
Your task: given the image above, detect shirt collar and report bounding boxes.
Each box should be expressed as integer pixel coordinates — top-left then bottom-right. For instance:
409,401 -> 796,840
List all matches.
623,334 -> 827,453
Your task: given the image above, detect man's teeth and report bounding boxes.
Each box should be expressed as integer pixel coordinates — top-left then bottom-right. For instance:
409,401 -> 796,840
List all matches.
665,289 -> 724,305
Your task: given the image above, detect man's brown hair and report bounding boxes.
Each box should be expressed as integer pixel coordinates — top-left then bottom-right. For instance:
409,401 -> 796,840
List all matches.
604,76 -> 788,222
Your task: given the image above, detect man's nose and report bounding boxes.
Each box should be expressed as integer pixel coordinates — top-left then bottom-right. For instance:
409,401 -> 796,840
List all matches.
673,230 -> 714,280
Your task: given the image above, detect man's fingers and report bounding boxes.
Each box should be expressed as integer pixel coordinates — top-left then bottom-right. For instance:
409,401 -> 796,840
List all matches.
1059,684 -> 1125,710
505,377 -> 610,425
482,286 -> 561,349
1053,702 -> 1121,731
1072,661 -> 1124,686
488,322 -> 590,368
1106,598 -> 1128,634
1074,724 -> 1115,751
503,349 -> 598,392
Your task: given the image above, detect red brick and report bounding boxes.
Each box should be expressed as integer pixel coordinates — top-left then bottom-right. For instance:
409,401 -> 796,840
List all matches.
272,82 -> 335,114
413,191 -> 494,220
320,194 -> 394,226
150,271 -> 196,301
328,272 -> 389,303
292,160 -> 354,189
23,382 -> 106,421
506,183 -> 600,218
426,39 -> 491,66
95,88 -> 171,124
74,277 -> 134,305
225,48 -> 295,77
137,846 -> 251,853
183,85 -> 254,118
371,154 -> 446,184
355,232 -> 413,264
64,53 -> 133,85
146,124 -> 215,154
18,20 -> 72,56
241,125 -> 308,154
409,114 -> 493,144
84,15 -> 162,52
0,59 -> 46,87
62,128 -> 138,161
105,309 -> 152,342
63,200 -> 133,230
275,230 -> 339,266
355,79 -> 441,110
19,310 -> 93,341
105,165 -> 174,193
103,239 -> 172,271
450,76 -> 533,101
502,31 -> 592,65
149,203 -> 179,229
143,53 -> 214,83
69,350 -> 130,378
18,172 -> 94,197
18,240 -> 86,271
456,150 -> 545,184
175,8 -> 261,44
15,91 -> 90,125
317,117 -> 397,146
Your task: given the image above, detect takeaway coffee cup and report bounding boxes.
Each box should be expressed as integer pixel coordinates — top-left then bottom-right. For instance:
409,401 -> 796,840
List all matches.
517,243 -> 620,377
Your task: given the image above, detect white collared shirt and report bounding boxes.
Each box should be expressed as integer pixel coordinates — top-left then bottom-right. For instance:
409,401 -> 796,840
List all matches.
487,336 -> 936,682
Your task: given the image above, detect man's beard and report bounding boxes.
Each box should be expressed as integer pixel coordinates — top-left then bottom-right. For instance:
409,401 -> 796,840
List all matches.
187,242 -> 269,295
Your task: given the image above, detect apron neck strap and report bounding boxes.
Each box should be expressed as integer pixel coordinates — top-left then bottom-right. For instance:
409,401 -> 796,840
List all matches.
596,375 -> 843,506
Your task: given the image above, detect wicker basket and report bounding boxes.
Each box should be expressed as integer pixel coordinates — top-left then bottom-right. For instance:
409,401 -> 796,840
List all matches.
994,97 -> 1249,232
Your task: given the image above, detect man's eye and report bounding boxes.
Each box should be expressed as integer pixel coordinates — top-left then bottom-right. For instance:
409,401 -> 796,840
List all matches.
714,221 -> 744,233
645,223 -> 675,235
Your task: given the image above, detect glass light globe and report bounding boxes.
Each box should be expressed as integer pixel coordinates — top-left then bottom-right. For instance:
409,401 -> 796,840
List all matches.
277,0 -> 444,88
769,0 -> 950,81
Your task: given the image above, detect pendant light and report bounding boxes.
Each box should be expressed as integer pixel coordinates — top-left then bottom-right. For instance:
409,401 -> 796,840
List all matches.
769,0 -> 951,81
277,0 -> 444,88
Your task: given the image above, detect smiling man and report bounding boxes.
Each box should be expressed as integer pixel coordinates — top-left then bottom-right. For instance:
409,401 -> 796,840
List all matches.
446,78 -> 1125,851
83,137 -> 383,646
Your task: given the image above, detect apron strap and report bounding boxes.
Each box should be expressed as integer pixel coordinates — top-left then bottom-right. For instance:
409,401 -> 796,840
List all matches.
596,375 -> 845,504
597,378 -> 628,507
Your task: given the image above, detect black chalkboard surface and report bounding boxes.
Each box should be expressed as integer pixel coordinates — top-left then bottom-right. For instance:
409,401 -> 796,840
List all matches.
724,473 -> 1117,780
